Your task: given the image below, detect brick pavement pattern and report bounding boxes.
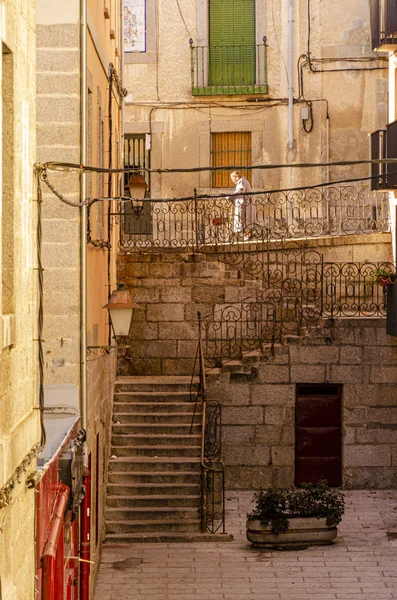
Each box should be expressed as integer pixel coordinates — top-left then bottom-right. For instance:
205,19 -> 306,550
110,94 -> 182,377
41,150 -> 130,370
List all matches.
95,490 -> 397,599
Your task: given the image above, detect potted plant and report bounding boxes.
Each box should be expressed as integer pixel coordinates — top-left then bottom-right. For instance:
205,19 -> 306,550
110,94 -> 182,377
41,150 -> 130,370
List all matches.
246,481 -> 345,548
374,267 -> 397,286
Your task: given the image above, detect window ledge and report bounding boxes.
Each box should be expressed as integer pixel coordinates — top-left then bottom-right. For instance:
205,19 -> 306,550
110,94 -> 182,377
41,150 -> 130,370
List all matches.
192,84 -> 268,96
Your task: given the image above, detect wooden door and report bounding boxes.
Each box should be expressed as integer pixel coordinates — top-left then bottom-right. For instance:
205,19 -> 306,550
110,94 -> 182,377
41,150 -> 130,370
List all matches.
295,384 -> 342,486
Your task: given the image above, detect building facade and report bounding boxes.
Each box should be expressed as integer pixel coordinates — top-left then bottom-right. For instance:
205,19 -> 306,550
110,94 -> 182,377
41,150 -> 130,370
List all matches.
123,0 -> 387,199
36,0 -> 124,596
0,1 -> 38,599
115,0 -> 397,493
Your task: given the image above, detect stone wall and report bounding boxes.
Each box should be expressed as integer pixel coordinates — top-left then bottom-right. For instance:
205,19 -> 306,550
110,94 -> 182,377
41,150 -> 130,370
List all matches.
119,245 -> 397,490
207,318 -> 397,490
118,234 -> 392,377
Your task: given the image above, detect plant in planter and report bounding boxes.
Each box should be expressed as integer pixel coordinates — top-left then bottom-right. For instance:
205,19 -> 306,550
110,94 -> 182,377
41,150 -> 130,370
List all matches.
374,267 -> 397,286
246,481 -> 345,548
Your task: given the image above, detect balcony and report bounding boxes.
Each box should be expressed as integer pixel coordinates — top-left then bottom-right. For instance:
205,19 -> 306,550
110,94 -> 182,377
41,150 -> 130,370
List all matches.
189,41 -> 268,96
370,0 -> 397,50
370,121 -> 397,190
370,129 -> 387,191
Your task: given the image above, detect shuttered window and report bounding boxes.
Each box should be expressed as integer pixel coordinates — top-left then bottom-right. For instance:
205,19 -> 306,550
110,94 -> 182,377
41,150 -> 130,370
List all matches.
211,132 -> 252,188
209,0 -> 256,86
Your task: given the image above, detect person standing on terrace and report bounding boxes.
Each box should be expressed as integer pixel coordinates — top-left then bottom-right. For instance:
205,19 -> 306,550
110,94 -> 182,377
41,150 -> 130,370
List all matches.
230,171 -> 255,240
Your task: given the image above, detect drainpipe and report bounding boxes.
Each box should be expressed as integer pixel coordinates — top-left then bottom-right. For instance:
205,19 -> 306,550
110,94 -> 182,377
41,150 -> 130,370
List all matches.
120,0 -> 125,188
41,484 -> 70,600
287,0 -> 294,151
80,0 -> 88,432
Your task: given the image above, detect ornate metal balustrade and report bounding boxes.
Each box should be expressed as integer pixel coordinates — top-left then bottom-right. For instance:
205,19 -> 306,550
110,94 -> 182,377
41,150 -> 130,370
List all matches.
203,257 -> 395,365
189,41 -> 268,96
191,314 -> 226,535
117,182 -> 390,254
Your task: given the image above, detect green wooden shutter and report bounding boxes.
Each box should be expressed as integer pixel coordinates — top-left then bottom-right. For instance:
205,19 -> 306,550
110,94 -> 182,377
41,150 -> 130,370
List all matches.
209,0 -> 256,87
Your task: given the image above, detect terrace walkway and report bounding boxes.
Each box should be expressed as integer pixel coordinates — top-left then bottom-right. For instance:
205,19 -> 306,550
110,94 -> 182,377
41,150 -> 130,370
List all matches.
95,489 -> 397,600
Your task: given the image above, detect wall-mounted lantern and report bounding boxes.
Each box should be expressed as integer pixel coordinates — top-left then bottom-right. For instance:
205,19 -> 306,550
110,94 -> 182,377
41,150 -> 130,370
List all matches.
126,174 -> 148,216
103,286 -> 139,340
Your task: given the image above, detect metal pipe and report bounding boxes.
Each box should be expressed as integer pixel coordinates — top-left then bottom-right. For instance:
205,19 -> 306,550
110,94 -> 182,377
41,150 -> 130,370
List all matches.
80,465 -> 91,600
41,484 -> 70,600
80,0 -> 88,431
287,0 -> 294,150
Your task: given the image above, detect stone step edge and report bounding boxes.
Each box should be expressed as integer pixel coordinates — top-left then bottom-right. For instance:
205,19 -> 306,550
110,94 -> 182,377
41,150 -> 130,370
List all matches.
106,506 -> 200,513
114,391 -> 197,397
109,470 -> 201,476
110,434 -> 201,439
110,457 -> 201,463
107,482 -> 200,489
105,518 -> 200,525
106,494 -> 200,501
110,445 -> 201,450
103,532 -> 233,544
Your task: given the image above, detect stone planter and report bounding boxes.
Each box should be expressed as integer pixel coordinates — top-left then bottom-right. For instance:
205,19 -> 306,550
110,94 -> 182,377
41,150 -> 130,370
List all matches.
246,518 -> 338,548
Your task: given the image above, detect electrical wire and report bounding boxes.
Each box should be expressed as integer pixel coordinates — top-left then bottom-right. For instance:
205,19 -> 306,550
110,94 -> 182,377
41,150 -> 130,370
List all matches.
39,157 -> 397,176
176,0 -> 192,38
36,170 -> 47,450
39,169 -> 395,208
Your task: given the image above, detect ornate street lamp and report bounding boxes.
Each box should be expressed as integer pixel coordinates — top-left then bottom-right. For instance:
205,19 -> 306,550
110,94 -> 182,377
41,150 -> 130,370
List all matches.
103,286 -> 139,341
126,173 -> 148,216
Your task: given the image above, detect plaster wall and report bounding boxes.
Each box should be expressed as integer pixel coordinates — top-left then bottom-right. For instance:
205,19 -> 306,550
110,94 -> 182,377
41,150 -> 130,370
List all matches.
0,1 -> 38,599
124,0 -> 387,199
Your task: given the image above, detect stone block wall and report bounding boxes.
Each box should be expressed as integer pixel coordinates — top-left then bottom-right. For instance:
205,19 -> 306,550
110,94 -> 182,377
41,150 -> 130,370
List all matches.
206,319 -> 397,490
118,251 -> 254,376
119,250 -> 397,490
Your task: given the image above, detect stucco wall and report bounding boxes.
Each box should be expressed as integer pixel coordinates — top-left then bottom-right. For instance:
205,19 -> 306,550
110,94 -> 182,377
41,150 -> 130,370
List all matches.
124,0 -> 387,198
0,1 -> 38,599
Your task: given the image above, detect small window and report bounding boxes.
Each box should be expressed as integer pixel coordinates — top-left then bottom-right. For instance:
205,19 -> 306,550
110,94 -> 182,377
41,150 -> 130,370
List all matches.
211,132 -> 252,188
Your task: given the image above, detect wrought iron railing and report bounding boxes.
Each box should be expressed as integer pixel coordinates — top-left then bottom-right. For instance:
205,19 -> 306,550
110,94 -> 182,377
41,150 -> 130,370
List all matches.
117,183 -> 390,253
190,313 -> 226,534
189,40 -> 268,96
203,258 -> 395,365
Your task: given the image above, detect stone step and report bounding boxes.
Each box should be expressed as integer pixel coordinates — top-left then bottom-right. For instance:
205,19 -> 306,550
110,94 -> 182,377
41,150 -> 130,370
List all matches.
111,434 -> 201,447
106,494 -> 201,508
107,482 -> 200,496
108,457 -> 201,473
113,392 -> 196,403
112,412 -> 201,424
108,471 -> 201,484
113,423 -> 201,435
110,445 -> 201,458
104,532 -> 233,543
115,376 -> 199,393
105,506 -> 200,522
105,519 -> 201,534
113,402 -> 197,413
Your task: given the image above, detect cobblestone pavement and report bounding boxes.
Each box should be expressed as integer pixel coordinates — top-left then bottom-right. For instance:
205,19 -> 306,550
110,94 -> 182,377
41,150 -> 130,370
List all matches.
95,490 -> 397,600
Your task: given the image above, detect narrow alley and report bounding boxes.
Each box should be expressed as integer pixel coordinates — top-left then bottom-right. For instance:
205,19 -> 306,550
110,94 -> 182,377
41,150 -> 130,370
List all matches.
95,490 -> 397,600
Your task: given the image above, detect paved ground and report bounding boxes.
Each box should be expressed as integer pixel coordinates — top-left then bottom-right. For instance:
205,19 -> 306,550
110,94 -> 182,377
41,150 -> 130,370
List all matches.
95,490 -> 397,599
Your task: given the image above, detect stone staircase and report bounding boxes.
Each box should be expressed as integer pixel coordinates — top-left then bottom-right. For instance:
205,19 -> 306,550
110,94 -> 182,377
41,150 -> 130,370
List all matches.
105,376 -> 205,543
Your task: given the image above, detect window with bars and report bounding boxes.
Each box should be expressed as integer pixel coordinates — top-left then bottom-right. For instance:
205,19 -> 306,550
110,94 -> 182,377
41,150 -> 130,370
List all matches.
211,132 -> 252,188
124,134 -> 152,234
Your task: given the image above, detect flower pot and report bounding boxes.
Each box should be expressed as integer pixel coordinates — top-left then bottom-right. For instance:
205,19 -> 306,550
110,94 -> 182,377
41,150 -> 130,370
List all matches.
378,276 -> 394,286
246,518 -> 338,548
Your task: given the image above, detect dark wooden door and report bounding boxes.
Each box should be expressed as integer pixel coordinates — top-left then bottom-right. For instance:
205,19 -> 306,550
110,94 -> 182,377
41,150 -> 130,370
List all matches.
295,384 -> 342,486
